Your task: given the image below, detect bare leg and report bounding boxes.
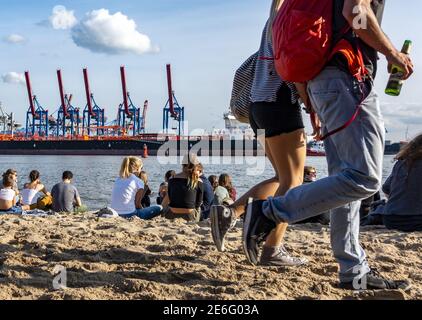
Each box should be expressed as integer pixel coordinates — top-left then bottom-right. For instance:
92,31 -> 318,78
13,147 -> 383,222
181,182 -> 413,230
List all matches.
230,140 -> 280,218
263,129 -> 307,247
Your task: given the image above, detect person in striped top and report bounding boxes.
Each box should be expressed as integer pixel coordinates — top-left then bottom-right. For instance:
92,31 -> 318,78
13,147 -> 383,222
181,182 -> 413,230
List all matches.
211,0 -> 307,267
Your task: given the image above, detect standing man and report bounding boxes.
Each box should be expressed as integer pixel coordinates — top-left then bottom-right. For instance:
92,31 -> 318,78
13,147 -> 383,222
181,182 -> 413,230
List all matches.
243,0 -> 414,291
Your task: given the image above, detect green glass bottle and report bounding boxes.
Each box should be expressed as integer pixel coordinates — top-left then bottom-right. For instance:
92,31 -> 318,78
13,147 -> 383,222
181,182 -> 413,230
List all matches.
385,40 -> 412,96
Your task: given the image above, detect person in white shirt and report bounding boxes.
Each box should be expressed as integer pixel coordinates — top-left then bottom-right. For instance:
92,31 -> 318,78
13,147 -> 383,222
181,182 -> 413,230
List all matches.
21,170 -> 51,207
111,156 -> 162,219
0,173 -> 30,214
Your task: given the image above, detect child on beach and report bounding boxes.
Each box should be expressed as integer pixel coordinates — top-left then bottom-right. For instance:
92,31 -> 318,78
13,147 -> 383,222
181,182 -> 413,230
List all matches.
110,157 -> 162,219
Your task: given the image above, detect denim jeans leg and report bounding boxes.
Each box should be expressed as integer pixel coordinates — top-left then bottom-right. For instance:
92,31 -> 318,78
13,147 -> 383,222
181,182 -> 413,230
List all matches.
262,67 -> 384,282
325,134 -> 369,282
135,205 -> 163,220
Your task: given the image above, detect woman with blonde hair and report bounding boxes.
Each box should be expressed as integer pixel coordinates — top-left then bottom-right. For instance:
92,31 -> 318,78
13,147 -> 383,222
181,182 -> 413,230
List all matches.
162,153 -> 204,222
211,0 -> 307,266
110,156 -> 162,219
363,134 -> 422,232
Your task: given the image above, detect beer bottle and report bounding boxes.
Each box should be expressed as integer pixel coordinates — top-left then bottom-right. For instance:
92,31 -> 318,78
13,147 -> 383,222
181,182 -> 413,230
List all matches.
385,40 -> 412,96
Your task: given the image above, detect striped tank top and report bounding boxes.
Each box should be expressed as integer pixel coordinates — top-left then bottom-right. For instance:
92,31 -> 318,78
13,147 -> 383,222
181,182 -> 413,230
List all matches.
250,19 -> 298,104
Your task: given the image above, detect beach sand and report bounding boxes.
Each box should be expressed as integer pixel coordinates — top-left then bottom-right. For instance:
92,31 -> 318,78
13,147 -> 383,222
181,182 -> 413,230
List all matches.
0,212 -> 421,300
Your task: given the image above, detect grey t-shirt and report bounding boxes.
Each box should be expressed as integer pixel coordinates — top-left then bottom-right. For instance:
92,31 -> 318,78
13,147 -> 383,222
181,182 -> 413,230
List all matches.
51,182 -> 80,212
381,160 -> 422,216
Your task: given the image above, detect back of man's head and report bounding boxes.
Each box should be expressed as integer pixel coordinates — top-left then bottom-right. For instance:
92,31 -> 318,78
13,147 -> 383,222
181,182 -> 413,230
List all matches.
62,171 -> 73,181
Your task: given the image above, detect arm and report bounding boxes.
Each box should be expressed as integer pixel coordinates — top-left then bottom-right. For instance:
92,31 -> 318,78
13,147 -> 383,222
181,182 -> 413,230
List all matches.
74,188 -> 82,207
343,0 -> 414,79
38,184 -> 51,196
135,188 -> 145,209
195,184 -> 204,211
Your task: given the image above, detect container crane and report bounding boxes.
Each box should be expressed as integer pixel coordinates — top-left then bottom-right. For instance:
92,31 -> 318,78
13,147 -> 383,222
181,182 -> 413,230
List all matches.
24,71 -> 49,138
162,64 -> 185,136
56,69 -> 81,137
82,68 -> 105,136
117,66 -> 142,136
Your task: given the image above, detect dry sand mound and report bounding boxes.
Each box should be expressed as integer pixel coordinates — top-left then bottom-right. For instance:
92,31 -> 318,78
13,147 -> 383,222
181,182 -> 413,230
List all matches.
0,213 -> 421,300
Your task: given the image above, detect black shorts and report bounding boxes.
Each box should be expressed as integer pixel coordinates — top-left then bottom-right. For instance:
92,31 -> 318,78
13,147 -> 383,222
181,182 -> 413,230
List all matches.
249,84 -> 304,138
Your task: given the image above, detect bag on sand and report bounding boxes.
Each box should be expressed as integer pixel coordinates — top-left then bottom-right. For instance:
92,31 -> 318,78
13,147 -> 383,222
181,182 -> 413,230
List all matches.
33,195 -> 53,210
230,52 -> 258,123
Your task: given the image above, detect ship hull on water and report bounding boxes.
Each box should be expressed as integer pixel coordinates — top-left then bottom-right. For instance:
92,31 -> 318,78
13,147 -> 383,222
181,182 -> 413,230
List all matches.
0,138 -> 262,156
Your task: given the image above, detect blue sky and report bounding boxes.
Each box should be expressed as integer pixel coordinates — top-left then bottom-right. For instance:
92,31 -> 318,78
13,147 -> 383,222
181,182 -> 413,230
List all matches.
0,0 -> 421,142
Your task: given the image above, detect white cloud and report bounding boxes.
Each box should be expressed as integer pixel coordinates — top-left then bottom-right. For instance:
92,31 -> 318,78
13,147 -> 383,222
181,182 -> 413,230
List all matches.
49,5 -> 77,30
3,34 -> 25,44
71,9 -> 158,55
1,72 -> 26,85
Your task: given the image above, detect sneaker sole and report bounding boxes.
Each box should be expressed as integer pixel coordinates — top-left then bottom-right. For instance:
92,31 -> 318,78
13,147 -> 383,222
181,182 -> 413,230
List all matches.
242,198 -> 258,266
210,207 -> 225,252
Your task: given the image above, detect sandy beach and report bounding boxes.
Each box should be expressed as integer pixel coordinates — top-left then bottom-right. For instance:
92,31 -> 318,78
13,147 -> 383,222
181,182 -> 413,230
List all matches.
0,212 -> 421,300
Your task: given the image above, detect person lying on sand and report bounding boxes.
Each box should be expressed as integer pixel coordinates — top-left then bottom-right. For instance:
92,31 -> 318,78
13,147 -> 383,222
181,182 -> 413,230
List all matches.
0,173 -> 30,214
161,153 -> 204,223
110,156 -> 162,219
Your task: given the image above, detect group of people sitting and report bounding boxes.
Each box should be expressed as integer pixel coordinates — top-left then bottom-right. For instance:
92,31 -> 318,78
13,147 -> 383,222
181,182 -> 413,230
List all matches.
105,154 -> 238,222
2,136 -> 421,234
0,169 -> 82,214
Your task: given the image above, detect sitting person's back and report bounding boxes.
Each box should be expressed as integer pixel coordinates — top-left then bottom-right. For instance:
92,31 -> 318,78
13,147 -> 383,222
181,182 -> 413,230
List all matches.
162,153 -> 204,222
0,176 -> 17,211
51,171 -> 81,213
21,170 -> 50,207
111,172 -> 144,215
110,156 -> 162,220
168,176 -> 203,209
364,135 -> 422,232
0,173 -> 30,213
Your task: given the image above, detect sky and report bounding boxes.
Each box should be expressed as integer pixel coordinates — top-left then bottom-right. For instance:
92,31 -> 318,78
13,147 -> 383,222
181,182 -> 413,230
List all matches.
0,0 -> 421,142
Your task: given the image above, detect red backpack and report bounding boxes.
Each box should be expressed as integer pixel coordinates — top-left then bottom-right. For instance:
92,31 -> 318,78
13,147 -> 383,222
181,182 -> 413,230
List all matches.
272,0 -> 367,83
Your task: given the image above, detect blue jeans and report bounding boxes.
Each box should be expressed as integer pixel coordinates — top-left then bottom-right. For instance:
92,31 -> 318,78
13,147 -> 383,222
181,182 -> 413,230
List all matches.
0,206 -> 23,214
120,205 -> 163,220
263,67 -> 385,282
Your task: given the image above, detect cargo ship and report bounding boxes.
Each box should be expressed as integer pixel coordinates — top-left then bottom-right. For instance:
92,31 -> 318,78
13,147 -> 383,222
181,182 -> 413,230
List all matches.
0,65 -> 404,157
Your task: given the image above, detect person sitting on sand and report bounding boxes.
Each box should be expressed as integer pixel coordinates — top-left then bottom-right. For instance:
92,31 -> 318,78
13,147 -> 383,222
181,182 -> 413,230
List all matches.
156,170 -> 176,205
51,171 -> 82,213
213,173 -> 234,205
0,173 -> 30,214
198,163 -> 214,221
161,153 -> 204,222
21,170 -> 51,209
1,169 -> 19,199
208,175 -> 219,192
361,134 -> 422,232
139,171 -> 152,208
111,157 -> 162,219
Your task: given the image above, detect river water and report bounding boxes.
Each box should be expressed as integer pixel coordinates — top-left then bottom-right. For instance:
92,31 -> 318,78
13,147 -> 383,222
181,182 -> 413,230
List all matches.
0,155 -> 396,210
